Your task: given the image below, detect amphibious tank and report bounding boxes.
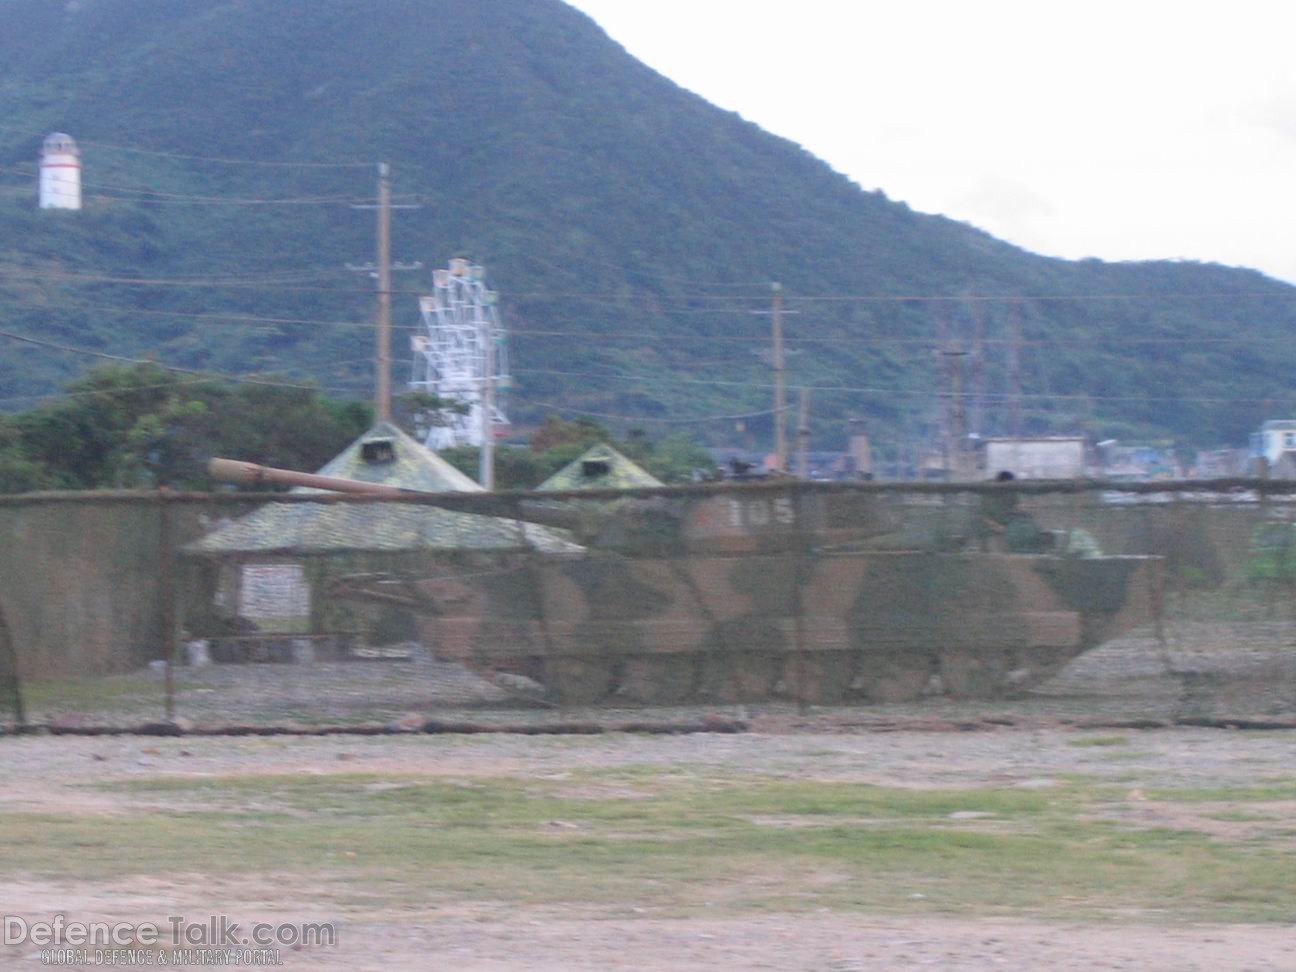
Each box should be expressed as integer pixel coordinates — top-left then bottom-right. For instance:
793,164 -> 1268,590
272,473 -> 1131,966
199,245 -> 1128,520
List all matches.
208,459 -> 1163,705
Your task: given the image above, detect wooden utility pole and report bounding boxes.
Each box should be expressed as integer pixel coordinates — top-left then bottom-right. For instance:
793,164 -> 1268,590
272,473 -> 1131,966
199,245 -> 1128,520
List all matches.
1008,299 -> 1024,437
970,296 -> 987,437
772,282 -> 787,471
374,162 -> 393,422
941,347 -> 970,479
480,307 -> 496,490
795,386 -> 811,479
349,163 -> 420,425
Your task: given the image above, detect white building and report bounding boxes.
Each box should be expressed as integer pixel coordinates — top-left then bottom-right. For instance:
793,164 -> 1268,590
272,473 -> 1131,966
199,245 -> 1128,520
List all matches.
982,437 -> 1088,480
39,132 -> 81,210
1251,420 -> 1296,473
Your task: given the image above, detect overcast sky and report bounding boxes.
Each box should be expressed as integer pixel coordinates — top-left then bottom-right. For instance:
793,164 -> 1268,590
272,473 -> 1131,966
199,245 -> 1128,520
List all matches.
566,0 -> 1296,284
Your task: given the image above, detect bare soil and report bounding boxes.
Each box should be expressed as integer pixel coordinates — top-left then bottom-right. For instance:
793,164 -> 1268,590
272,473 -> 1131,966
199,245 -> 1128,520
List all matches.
3,728 -> 1296,970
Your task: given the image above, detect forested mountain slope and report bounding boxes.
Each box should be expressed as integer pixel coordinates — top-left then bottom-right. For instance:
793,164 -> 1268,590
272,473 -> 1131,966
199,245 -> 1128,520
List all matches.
0,0 -> 1289,454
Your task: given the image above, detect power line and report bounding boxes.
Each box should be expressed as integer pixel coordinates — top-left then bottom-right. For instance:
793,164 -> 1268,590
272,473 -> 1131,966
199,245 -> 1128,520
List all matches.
88,191 -> 417,207
512,366 -> 1296,406
0,265 -> 349,285
0,267 -> 374,293
509,326 -> 1295,348
0,376 -> 230,406
510,289 -> 1296,305
126,307 -> 414,332
4,323 -> 1292,413
0,166 -> 403,206
510,395 -> 784,425
0,325 -> 351,392
519,245 -> 772,289
6,296 -> 1296,348
3,262 -> 1294,306
0,124 -> 372,168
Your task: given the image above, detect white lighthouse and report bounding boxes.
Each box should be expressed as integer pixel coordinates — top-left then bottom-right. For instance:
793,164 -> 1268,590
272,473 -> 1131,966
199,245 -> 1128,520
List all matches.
39,133 -> 81,210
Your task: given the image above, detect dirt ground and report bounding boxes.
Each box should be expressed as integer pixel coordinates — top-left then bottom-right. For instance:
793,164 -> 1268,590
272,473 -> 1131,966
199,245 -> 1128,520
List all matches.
2,727 -> 1296,970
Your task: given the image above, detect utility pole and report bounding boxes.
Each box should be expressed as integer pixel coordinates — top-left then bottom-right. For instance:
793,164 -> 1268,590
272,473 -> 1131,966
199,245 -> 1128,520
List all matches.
772,282 -> 787,471
795,386 -> 811,479
1008,299 -> 1024,438
375,162 -> 392,422
934,301 -> 950,456
480,305 -> 497,490
348,162 -> 421,426
970,295 -> 987,437
749,284 -> 799,472
940,347 -> 970,479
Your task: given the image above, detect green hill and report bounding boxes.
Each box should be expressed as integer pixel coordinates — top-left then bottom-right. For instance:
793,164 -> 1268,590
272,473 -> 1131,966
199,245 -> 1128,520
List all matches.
0,0 -> 1291,458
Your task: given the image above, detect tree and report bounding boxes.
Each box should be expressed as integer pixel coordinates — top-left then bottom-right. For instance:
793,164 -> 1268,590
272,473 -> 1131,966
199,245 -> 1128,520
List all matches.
638,432 -> 714,483
442,425 -> 714,488
8,364 -> 371,491
438,445 -> 546,490
0,415 -> 56,493
528,416 -> 609,454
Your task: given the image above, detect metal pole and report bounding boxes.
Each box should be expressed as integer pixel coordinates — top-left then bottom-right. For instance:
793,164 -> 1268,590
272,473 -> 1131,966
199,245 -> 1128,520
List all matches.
1008,300 -> 1024,438
970,295 -> 987,437
934,302 -> 951,475
941,348 -> 970,480
0,606 -> 25,728
158,490 -> 177,722
796,387 -> 811,479
480,302 -> 496,490
375,162 -> 393,422
772,282 -> 787,471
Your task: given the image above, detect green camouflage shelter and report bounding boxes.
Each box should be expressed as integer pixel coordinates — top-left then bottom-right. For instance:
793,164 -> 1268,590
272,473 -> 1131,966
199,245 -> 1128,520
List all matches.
189,422 -> 576,555
537,442 -> 663,492
183,422 -> 578,642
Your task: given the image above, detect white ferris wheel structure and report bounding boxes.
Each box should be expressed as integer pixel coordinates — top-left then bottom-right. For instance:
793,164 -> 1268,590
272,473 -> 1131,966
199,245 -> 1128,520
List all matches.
409,258 -> 511,450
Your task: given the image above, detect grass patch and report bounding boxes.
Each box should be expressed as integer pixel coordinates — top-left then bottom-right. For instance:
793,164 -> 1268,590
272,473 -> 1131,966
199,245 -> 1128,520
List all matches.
1205,810 -> 1276,823
1067,735 -> 1132,748
0,771 -> 1263,922
1146,783 -> 1296,802
108,771 -> 1067,824
22,672 -> 180,716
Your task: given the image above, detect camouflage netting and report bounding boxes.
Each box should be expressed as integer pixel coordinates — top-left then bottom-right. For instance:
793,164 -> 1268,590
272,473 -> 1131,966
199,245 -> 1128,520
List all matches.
189,422 -> 579,555
5,478 -> 1296,730
536,443 -> 663,492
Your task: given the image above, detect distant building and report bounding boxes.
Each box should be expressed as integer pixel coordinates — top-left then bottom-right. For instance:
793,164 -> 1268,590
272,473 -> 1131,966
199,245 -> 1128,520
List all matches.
844,418 -> 872,478
1250,420 -> 1296,475
39,132 -> 81,210
1096,441 -> 1179,480
982,437 -> 1087,480
916,450 -> 951,481
1193,448 -> 1248,478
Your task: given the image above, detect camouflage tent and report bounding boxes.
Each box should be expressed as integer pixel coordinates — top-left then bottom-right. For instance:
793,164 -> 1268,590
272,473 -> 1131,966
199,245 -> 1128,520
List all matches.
188,422 -> 577,555
182,422 -> 578,646
537,443 -> 662,492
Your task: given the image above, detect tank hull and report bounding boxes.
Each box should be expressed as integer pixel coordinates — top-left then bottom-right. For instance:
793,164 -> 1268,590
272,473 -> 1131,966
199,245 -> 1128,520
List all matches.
334,548 -> 1162,705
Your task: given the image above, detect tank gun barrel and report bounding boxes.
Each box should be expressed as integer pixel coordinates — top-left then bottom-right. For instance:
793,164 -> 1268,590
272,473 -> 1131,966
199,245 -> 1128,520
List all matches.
207,458 -> 413,496
205,457 -> 587,532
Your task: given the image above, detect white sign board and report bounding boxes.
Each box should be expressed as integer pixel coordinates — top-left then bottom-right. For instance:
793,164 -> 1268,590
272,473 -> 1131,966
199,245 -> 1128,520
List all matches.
239,564 -> 310,620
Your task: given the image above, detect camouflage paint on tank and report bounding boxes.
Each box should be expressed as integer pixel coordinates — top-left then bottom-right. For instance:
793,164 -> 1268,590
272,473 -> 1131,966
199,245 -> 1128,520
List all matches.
324,485 -> 1163,706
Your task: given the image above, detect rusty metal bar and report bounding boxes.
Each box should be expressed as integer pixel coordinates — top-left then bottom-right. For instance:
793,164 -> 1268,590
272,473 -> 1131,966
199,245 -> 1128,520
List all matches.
157,489 -> 177,722
0,605 -> 25,728
0,476 -> 1293,510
